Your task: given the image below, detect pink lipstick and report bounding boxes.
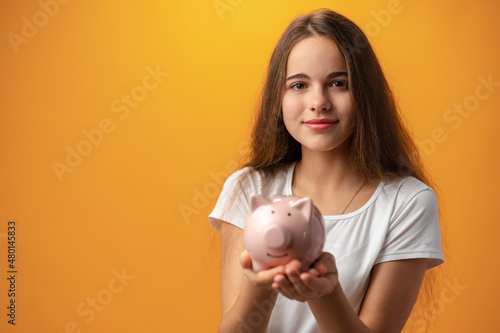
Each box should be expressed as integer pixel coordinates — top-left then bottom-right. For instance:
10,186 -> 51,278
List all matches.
304,118 -> 338,130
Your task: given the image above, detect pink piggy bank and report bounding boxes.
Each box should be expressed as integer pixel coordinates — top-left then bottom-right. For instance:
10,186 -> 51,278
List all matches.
244,193 -> 325,272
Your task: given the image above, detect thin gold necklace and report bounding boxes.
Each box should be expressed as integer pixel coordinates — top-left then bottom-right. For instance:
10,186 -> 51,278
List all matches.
292,168 -> 366,215
340,180 -> 365,214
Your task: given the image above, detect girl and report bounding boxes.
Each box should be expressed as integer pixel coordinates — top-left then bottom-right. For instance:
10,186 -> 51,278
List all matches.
209,8 -> 444,333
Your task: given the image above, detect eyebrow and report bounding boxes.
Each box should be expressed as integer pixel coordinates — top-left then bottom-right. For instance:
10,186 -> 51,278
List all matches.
285,71 -> 348,81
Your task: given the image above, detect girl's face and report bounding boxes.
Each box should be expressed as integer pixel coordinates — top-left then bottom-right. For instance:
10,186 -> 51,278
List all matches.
282,36 -> 355,153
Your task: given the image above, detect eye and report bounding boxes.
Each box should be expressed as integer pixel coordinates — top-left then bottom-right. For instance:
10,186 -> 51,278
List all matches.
331,80 -> 348,89
290,82 -> 306,90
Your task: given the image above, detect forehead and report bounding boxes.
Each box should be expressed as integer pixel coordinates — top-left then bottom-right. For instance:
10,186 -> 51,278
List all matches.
286,36 -> 347,75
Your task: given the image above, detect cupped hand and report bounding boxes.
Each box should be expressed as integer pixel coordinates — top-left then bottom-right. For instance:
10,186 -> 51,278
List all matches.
271,252 -> 338,302
240,249 -> 286,290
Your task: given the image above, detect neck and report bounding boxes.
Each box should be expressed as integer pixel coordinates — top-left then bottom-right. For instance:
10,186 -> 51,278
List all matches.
294,144 -> 362,196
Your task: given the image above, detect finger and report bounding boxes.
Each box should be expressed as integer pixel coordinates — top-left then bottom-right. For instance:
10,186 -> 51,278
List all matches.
274,269 -> 301,298
279,260 -> 317,296
273,282 -> 295,300
239,251 -> 283,288
301,271 -> 338,294
283,259 -> 303,273
306,268 -> 320,277
314,262 -> 327,276
273,273 -> 287,284
239,250 -> 253,269
272,275 -> 289,292
314,252 -> 337,276
285,266 -> 312,296
273,278 -> 301,301
248,266 -> 286,287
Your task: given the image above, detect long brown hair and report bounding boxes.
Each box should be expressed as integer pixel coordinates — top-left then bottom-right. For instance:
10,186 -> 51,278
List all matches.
245,8 -> 430,187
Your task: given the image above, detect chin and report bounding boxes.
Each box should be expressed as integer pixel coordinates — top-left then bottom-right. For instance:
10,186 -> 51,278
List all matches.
302,140 -> 350,153
303,144 -> 338,152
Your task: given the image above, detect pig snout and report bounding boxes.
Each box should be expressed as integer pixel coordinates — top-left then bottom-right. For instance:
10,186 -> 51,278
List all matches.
263,225 -> 291,249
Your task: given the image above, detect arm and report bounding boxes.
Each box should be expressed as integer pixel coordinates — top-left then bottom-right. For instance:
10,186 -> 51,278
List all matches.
273,255 -> 427,333
357,258 -> 427,332
312,258 -> 427,333
217,220 -> 285,333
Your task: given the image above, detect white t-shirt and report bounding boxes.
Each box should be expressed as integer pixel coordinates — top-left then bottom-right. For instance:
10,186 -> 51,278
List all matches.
208,161 -> 444,333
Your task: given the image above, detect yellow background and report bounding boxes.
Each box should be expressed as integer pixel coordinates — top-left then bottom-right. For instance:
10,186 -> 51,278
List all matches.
1,0 -> 499,332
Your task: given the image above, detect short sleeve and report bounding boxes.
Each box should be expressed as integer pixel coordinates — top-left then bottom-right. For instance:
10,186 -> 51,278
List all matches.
375,188 -> 444,270
208,167 -> 260,232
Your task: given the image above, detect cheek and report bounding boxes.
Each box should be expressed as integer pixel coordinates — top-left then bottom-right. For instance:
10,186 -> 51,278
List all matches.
336,95 -> 355,120
282,112 -> 301,135
332,92 -> 352,107
281,95 -> 292,115
281,113 -> 294,133
282,95 -> 302,119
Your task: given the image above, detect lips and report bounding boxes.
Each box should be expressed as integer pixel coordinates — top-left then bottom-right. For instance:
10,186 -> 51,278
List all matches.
304,118 -> 338,130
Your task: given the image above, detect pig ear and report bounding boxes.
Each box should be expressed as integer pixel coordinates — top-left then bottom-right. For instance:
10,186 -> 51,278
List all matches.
291,197 -> 313,222
249,193 -> 270,211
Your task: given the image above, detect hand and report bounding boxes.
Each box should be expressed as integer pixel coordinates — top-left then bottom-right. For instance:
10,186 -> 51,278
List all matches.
271,252 -> 339,302
240,249 -> 286,291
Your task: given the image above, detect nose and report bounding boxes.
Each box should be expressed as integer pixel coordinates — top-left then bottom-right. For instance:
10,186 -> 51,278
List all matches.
264,226 -> 291,249
309,86 -> 331,112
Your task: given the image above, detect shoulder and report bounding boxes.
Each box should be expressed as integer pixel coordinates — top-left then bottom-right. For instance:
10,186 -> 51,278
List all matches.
382,176 -> 436,203
208,164 -> 293,231
380,177 -> 437,215
221,166 -> 261,195
373,176 -> 444,268
378,176 -> 438,218
222,163 -> 293,195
